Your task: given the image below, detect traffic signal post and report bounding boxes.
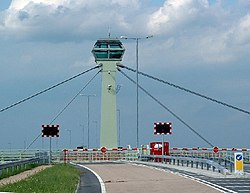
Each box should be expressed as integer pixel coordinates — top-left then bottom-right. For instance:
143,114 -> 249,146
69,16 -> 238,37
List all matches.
42,124 -> 60,164
154,122 -> 172,163
162,134 -> 164,163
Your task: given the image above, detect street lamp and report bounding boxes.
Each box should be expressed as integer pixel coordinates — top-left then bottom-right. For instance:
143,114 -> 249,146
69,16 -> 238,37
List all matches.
80,124 -> 85,147
8,142 -> 11,152
92,121 -> 98,148
80,94 -> 96,148
23,140 -> 26,150
117,109 -> 121,147
65,129 -> 72,149
120,35 -> 153,148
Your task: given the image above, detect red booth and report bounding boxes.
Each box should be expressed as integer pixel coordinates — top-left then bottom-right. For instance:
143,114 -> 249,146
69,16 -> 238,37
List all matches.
150,142 -> 169,162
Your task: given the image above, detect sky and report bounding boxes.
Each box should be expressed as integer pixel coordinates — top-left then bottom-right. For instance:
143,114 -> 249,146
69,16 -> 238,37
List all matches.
0,0 -> 250,150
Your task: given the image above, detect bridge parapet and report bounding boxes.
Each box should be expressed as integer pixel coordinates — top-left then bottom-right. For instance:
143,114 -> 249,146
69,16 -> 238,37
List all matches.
0,149 -> 50,163
136,147 -> 250,175
139,154 -> 231,175
169,147 -> 250,163
0,155 -> 49,177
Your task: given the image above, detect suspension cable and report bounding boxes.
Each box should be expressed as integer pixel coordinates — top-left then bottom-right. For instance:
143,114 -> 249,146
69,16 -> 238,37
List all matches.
118,64 -> 250,115
118,67 -> 214,147
50,69 -> 101,124
0,65 -> 100,113
22,68 -> 101,152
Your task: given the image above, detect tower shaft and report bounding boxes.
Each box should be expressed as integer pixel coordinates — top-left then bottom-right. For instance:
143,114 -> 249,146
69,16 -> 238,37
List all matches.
100,61 -> 117,148
92,38 -> 125,148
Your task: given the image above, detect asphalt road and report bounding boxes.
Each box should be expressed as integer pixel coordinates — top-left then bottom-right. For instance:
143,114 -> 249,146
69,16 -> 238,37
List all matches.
180,170 -> 250,193
208,178 -> 250,193
75,162 -> 250,193
83,162 -> 221,193
75,164 -> 102,193
139,162 -> 250,193
244,164 -> 250,173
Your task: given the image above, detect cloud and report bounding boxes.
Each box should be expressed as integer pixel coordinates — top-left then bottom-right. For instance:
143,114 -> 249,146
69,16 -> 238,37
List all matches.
1,0 -> 142,42
144,0 -> 250,66
9,0 -> 141,11
9,0 -> 64,10
147,0 -> 209,35
233,13 -> 250,44
0,0 -> 249,68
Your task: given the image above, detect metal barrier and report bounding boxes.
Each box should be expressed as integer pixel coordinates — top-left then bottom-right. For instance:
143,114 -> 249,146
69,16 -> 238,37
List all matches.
0,157 -> 48,176
61,149 -> 139,163
0,148 -> 139,164
0,149 -> 49,163
169,148 -> 250,163
139,155 -> 231,175
138,147 -> 249,174
0,147 -> 248,174
167,148 -> 250,173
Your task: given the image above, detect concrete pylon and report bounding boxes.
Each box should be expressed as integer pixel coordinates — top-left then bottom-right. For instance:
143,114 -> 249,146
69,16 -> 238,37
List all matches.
92,39 -> 125,148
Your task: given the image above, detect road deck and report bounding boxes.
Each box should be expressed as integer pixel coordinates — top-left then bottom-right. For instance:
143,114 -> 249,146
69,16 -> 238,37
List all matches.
85,163 -> 221,193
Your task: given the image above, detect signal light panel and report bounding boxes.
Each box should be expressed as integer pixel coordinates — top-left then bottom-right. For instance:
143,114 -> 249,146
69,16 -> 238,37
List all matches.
42,124 -> 59,137
154,122 -> 172,135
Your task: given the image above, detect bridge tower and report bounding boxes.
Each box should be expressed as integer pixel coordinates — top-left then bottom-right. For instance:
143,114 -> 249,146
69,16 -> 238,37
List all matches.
92,39 -> 125,148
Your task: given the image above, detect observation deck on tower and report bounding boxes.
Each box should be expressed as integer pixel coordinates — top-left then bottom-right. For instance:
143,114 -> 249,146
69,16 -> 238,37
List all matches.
92,39 -> 125,61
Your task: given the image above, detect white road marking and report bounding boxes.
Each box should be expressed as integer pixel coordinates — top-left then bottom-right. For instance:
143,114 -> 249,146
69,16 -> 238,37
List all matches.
71,162 -> 106,193
226,186 -> 250,188
131,162 -> 238,193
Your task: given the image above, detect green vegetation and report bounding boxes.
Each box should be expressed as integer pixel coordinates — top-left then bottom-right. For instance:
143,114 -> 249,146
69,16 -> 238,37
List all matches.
0,164 -> 79,193
0,163 -> 39,180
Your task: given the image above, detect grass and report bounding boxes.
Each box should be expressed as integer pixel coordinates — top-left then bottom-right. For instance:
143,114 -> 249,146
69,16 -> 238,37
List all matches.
0,164 -> 79,193
0,164 -> 39,180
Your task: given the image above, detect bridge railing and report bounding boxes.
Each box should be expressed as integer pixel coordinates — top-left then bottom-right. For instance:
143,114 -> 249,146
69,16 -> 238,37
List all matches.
139,154 -> 231,175
0,149 -> 50,163
0,148 -> 139,164
0,156 -> 49,177
169,148 -> 250,163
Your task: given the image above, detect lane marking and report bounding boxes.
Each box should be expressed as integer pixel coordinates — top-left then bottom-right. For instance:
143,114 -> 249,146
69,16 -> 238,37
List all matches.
71,163 -> 106,193
216,183 -> 250,185
131,162 -> 238,193
226,186 -> 250,188
209,179 -> 250,181
218,183 -> 250,185
179,173 -> 238,193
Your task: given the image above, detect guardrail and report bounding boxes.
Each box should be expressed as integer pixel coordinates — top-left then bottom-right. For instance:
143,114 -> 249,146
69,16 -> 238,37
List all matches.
0,149 -> 61,164
0,157 -> 48,176
0,149 -> 43,162
139,155 -> 232,175
169,148 -> 250,163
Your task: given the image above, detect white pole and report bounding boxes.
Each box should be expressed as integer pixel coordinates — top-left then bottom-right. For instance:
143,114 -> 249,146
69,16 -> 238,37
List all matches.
162,134 -> 164,163
136,38 -> 139,148
49,137 -> 52,165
